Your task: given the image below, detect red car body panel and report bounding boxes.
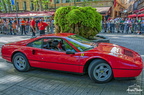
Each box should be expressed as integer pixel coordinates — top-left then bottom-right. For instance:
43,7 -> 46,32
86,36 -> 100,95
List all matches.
1,33 -> 143,78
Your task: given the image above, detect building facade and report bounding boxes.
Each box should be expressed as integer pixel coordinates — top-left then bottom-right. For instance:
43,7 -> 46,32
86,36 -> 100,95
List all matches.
15,0 -> 113,15
112,0 -> 127,18
133,0 -> 144,14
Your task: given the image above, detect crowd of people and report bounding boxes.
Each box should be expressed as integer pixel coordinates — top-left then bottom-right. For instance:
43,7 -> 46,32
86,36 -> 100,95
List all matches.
102,17 -> 144,34
0,17 -> 54,37
0,16 -> 144,36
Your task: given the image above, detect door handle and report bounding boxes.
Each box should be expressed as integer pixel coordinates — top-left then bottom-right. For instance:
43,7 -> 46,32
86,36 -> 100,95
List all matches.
32,50 -> 35,55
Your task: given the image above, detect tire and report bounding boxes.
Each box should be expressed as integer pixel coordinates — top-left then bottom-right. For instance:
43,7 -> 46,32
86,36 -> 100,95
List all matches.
12,52 -> 31,72
88,59 -> 113,83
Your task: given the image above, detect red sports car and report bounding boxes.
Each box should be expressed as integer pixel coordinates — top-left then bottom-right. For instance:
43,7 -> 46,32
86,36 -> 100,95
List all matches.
1,33 -> 143,83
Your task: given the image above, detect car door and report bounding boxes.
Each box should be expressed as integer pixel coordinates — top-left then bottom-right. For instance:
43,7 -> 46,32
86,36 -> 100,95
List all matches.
27,37 -> 82,73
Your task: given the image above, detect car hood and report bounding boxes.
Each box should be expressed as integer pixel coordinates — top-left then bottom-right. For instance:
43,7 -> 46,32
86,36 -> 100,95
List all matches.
89,43 -> 142,61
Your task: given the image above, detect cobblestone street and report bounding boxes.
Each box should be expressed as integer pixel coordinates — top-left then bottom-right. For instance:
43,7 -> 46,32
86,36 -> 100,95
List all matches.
0,33 -> 143,95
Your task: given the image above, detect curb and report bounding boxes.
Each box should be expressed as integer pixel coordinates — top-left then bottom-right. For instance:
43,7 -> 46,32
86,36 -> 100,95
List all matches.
92,34 -> 110,43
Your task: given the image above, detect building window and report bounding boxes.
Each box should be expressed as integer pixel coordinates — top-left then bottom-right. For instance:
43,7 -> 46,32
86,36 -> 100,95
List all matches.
56,0 -> 60,3
31,1 -> 34,11
76,0 -> 81,2
16,2 -> 19,11
23,1 -> 27,10
66,0 -> 70,3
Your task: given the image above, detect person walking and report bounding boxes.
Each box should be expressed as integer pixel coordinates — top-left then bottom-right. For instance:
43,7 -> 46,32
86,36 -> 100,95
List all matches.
119,18 -> 125,33
110,19 -> 115,33
25,19 -> 30,34
30,17 -> 36,37
140,17 -> 144,34
37,19 -> 48,36
49,17 -> 54,33
0,19 -> 3,34
12,20 -> 17,35
20,18 -> 26,35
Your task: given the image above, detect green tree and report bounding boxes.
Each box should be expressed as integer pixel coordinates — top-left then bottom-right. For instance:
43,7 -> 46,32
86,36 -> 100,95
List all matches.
33,0 -> 50,11
54,6 -> 102,39
42,0 -> 50,10
1,0 -> 7,13
5,0 -> 12,13
33,0 -> 39,11
0,0 -> 15,13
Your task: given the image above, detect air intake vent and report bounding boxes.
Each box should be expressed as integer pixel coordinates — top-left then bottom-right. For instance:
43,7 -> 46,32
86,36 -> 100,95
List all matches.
124,50 -> 133,57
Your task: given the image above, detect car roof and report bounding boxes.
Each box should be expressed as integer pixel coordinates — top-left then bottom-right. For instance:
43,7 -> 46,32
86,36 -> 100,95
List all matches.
40,33 -> 75,38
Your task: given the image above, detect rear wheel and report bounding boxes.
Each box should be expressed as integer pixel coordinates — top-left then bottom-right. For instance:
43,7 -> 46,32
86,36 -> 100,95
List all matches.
88,59 -> 113,83
12,53 -> 31,72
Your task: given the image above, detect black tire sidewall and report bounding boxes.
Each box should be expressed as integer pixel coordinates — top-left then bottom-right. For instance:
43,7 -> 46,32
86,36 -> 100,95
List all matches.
88,59 -> 113,83
12,52 -> 30,72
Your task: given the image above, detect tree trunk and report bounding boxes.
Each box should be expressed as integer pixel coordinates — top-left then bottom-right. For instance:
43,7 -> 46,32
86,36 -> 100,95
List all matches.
38,0 -> 43,11
75,24 -> 79,34
7,0 -> 12,13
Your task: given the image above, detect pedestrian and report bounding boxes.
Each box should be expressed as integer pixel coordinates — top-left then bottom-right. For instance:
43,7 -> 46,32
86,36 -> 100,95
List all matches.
35,18 -> 40,32
106,20 -> 110,33
119,18 -> 125,33
124,18 -> 129,34
127,18 -> 132,34
25,19 -> 30,33
137,17 -> 142,34
49,17 -> 54,33
110,19 -> 115,33
115,17 -> 120,33
20,18 -> 26,35
140,17 -> 144,34
30,17 -> 36,37
131,18 -> 137,34
37,19 -> 48,36
5,19 -> 11,35
12,20 -> 17,35
0,19 -> 3,34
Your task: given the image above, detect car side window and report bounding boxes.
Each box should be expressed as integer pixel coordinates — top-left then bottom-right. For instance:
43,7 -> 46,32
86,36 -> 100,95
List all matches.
63,40 -> 76,52
27,39 -> 43,48
41,38 -> 76,52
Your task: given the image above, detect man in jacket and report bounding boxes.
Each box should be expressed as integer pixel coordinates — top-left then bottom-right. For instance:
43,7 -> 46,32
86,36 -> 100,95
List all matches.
38,19 -> 48,36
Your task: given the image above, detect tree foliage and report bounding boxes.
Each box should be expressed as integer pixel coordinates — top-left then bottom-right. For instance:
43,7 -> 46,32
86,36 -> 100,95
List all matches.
0,0 -> 50,12
54,6 -> 102,38
33,0 -> 50,11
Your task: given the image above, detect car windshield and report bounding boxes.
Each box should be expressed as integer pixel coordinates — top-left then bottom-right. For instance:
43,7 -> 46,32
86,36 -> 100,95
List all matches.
66,34 -> 97,52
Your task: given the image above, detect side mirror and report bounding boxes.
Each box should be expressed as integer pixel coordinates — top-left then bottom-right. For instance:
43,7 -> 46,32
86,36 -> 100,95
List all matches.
66,50 -> 75,54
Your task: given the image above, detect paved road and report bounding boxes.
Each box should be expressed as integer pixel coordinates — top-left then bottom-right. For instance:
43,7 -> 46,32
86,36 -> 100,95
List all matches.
0,33 -> 143,95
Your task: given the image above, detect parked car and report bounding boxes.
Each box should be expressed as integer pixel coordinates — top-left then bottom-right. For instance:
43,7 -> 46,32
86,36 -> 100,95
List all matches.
1,33 -> 143,83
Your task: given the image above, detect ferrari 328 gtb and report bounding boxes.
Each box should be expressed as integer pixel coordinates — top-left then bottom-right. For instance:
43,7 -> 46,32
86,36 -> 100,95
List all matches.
1,33 -> 143,83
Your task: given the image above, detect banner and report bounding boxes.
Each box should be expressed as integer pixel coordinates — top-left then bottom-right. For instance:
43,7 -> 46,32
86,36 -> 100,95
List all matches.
11,0 -> 15,5
114,0 -> 117,7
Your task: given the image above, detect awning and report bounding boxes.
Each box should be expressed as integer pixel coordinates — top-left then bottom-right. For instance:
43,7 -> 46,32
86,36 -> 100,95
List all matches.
128,14 -> 137,18
96,7 -> 111,14
0,11 -> 55,18
138,14 -> 144,17
133,8 -> 144,13
139,8 -> 144,12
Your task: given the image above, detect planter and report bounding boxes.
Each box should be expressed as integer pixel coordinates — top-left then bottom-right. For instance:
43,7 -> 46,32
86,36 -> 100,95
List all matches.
89,34 -> 110,43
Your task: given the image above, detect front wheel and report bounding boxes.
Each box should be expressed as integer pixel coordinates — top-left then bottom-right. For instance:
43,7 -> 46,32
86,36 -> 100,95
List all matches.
12,53 -> 31,72
88,59 -> 113,83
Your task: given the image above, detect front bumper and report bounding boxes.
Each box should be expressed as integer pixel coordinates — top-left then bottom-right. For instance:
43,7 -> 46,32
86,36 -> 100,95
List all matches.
113,68 -> 143,78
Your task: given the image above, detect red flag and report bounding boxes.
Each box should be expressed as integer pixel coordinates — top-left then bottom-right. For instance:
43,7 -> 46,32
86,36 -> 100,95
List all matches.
114,0 -> 117,7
